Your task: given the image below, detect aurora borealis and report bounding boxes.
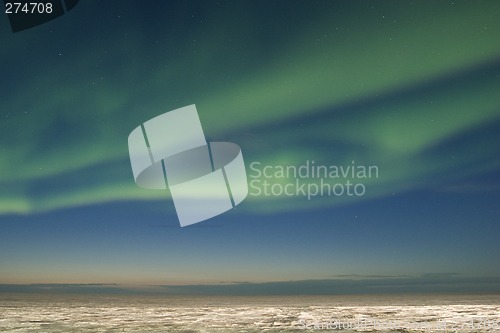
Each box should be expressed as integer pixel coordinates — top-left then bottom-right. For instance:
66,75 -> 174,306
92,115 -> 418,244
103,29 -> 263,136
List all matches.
1,1 -> 500,290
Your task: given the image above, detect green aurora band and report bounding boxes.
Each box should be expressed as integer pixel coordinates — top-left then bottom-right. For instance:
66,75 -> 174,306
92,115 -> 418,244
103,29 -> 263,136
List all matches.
1,1 -> 500,214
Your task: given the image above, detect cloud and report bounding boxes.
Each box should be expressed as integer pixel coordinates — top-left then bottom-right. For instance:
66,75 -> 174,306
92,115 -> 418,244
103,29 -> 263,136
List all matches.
331,274 -> 410,279
2,274 -> 499,295
160,275 -> 500,295
0,283 -> 126,294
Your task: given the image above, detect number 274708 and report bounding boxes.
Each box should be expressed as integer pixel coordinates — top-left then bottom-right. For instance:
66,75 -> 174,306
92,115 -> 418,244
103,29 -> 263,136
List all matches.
5,2 -> 53,14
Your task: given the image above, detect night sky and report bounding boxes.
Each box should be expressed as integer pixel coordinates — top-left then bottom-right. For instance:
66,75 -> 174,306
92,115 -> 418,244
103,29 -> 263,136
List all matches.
1,1 -> 500,292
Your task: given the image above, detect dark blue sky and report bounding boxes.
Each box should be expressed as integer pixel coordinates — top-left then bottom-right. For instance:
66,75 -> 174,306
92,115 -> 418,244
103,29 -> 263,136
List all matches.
1,0 -> 500,290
